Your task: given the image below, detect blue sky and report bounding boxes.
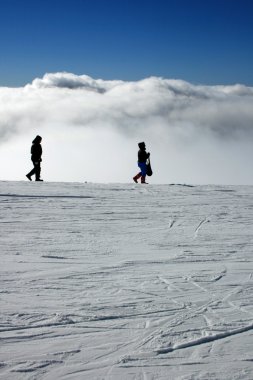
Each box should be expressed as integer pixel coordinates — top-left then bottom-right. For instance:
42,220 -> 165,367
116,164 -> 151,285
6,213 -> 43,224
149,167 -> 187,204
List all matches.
0,0 -> 253,86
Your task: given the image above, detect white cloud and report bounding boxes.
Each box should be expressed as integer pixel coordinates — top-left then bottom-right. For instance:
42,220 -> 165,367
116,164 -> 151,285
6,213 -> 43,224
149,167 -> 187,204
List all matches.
0,72 -> 253,184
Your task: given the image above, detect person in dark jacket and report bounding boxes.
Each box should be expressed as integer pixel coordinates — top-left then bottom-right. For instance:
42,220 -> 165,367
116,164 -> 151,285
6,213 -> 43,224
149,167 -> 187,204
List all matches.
133,142 -> 150,184
26,135 -> 43,181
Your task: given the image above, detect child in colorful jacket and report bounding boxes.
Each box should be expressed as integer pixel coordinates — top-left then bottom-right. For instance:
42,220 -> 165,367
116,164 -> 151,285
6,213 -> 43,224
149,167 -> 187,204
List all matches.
133,142 -> 150,184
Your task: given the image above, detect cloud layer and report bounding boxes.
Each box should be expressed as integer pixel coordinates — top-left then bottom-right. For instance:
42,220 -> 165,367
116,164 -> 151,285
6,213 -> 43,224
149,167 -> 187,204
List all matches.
0,72 -> 253,184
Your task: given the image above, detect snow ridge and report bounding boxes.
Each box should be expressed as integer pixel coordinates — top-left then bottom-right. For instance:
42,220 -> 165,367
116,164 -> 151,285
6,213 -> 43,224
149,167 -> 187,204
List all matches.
156,322 -> 253,354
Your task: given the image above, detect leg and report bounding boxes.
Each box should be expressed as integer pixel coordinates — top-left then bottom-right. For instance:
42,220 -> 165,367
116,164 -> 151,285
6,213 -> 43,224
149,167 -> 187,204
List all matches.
133,172 -> 142,183
138,162 -> 148,184
26,166 -> 36,180
34,162 -> 41,181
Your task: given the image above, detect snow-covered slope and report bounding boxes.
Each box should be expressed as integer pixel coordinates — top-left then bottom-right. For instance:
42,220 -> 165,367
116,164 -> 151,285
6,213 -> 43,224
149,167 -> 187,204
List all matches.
1,181 -> 253,379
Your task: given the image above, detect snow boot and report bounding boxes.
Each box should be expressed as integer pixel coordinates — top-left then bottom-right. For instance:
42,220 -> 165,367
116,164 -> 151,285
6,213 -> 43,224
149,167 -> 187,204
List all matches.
141,176 -> 148,184
133,172 -> 141,183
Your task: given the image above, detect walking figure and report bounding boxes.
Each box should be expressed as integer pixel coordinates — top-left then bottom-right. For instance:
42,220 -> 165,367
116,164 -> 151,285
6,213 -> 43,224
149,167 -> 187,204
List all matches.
26,135 -> 43,181
133,142 -> 150,184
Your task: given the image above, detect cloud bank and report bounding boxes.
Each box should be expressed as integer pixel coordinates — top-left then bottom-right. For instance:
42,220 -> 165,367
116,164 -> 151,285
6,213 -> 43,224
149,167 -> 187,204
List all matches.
0,72 -> 253,184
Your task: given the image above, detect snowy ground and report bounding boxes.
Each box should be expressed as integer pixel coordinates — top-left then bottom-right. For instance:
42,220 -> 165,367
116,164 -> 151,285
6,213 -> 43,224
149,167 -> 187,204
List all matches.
1,181 -> 253,380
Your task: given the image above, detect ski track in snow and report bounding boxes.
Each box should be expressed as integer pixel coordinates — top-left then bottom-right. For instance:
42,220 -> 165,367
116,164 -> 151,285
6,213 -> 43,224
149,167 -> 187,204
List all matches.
1,181 -> 253,379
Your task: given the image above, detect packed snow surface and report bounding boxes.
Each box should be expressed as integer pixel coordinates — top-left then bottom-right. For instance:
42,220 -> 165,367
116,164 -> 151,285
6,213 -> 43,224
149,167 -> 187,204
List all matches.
1,181 -> 253,379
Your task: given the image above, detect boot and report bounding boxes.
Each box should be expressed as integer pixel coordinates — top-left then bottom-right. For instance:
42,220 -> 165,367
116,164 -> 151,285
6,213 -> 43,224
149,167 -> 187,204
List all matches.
141,176 -> 148,184
133,172 -> 141,183
26,168 -> 35,181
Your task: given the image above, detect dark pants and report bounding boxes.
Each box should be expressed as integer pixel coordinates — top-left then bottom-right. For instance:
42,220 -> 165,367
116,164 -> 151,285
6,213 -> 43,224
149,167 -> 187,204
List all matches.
138,162 -> 147,176
28,161 -> 41,180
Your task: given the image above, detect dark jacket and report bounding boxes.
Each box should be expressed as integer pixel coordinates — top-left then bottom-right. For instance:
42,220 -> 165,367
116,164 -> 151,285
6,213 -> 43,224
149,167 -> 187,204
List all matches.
138,149 -> 150,163
31,136 -> 42,162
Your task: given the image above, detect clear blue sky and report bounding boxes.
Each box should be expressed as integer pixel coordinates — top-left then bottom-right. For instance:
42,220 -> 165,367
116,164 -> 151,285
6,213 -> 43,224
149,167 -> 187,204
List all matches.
1,0 -> 253,86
